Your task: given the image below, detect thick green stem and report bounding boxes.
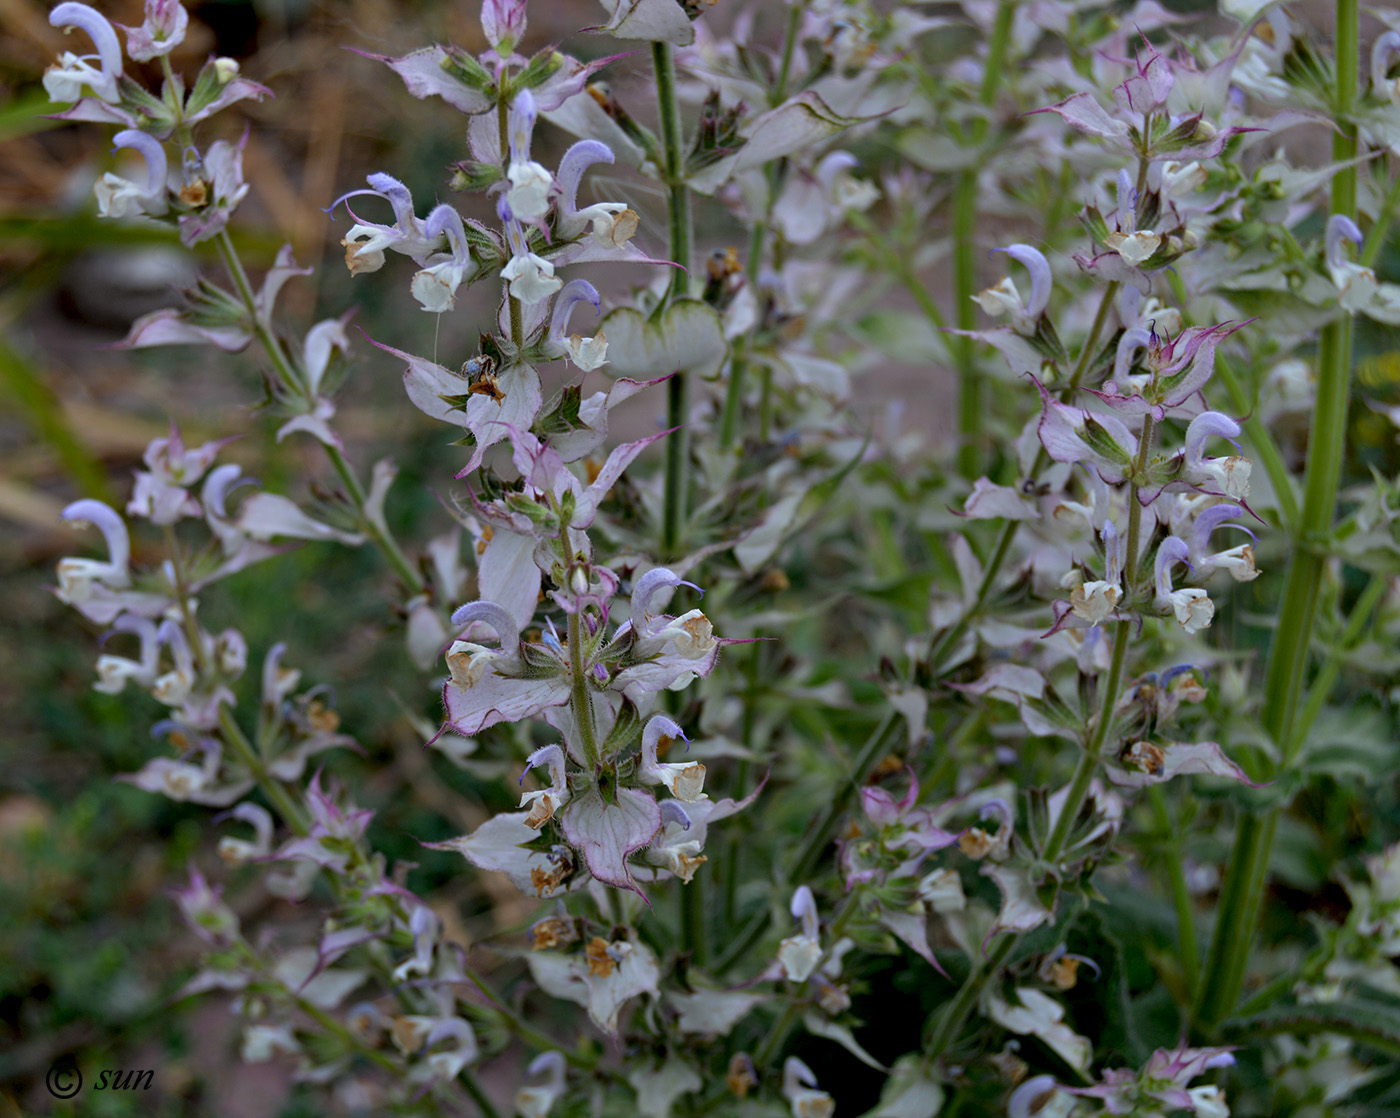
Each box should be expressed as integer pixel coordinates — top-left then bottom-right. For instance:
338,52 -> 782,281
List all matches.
953,173 -> 981,480
1196,0 -> 1359,1029
654,40 -> 693,558
214,232 -> 424,594
567,609 -> 600,769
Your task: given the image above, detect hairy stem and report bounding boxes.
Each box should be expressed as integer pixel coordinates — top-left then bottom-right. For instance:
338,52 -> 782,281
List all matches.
952,172 -> 982,480
567,608 -> 600,769
654,40 -> 693,558
219,705 -> 309,833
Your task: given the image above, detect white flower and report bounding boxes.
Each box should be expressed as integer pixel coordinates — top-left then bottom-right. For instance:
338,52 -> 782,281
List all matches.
242,1024 -> 299,1063
446,641 -> 506,688
1106,229 -> 1162,265
577,202 -> 639,248
341,228 -> 387,274
502,253 -> 562,304
778,885 -> 824,981
1169,588 -> 1214,633
1069,579 -> 1120,624
565,331 -> 609,370
972,276 -> 1024,318
1189,1085 -> 1231,1118
506,160 -> 554,222
410,259 -> 470,313
647,609 -> 716,660
782,1058 -> 835,1118
916,868 -> 966,913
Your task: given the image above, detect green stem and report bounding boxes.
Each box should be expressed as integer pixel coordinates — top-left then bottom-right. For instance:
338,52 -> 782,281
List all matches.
322,442 -> 424,593
924,934 -> 1018,1065
1196,0 -> 1359,1029
1232,969 -> 1299,1019
953,173 -> 981,480
718,2 -> 803,452
681,863 -> 706,964
1149,784 -> 1200,993
300,991 -> 502,1117
654,40 -> 693,558
162,523 -> 309,831
567,608 -> 600,769
1066,280 -> 1119,389
1361,156 -> 1400,268
925,518 -> 1016,672
923,614 -> 1131,1068
722,644 -> 762,926
457,1067 -> 506,1118
213,232 -> 424,594
790,712 -> 902,884
774,3 -> 802,102
719,218 -> 770,449
219,705 -> 309,833
1043,616 -> 1131,862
